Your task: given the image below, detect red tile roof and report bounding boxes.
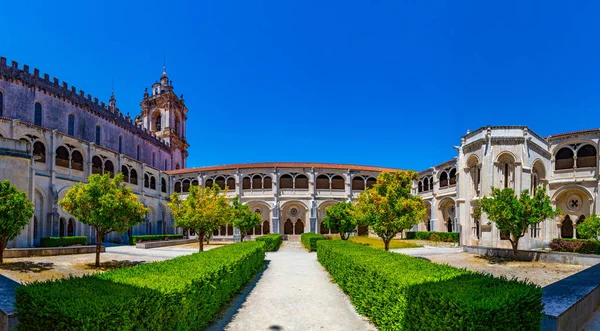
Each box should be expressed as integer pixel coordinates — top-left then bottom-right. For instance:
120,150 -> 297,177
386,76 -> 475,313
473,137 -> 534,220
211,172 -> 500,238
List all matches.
166,162 -> 402,175
547,128 -> 600,139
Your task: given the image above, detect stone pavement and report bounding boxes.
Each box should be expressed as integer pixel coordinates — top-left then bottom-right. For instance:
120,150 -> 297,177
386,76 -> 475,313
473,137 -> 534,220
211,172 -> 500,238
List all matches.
207,241 -> 374,331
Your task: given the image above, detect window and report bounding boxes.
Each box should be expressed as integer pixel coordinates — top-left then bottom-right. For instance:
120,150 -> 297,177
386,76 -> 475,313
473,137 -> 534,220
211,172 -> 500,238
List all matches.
144,174 -> 150,188
92,156 -> 103,174
263,176 -> 272,189
164,159 -> 168,171
352,177 -> 365,191
68,114 -> 74,136
0,91 -> 4,117
118,136 -> 123,154
95,126 -> 101,145
150,177 -> 156,190
418,181 -> 423,193
226,177 -> 235,190
130,169 -> 138,185
34,102 -> 42,126
504,163 -> 509,188
121,166 -> 129,182
316,175 -> 329,189
243,177 -> 251,190
449,169 -> 457,185
104,160 -> 114,177
215,177 -> 226,190
440,172 -> 448,188
577,145 -> 597,168
155,115 -> 162,131
366,177 -> 377,189
71,151 -> 84,171
252,175 -> 262,189
295,175 -> 308,189
555,148 -> 574,170
279,174 -> 293,189
161,178 -> 167,193
182,180 -> 190,193
33,141 -> 46,163
331,176 -> 344,190
136,145 -> 141,161
55,147 -> 70,168
174,182 -> 181,193
152,152 -> 156,167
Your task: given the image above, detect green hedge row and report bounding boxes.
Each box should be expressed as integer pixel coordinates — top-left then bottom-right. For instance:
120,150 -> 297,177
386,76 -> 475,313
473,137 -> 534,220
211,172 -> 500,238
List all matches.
301,232 -> 328,252
40,236 -> 88,247
405,231 -> 459,242
16,241 -> 265,331
317,240 -> 543,330
128,234 -> 184,245
549,238 -> 600,255
255,234 -> 282,252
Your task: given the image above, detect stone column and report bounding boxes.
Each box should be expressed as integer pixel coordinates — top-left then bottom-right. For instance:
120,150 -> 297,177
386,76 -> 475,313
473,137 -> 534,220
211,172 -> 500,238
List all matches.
309,169 -> 317,233
271,170 -> 280,234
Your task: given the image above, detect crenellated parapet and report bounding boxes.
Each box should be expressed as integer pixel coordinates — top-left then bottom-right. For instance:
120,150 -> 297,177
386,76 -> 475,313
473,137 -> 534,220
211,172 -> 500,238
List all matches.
0,57 -> 171,150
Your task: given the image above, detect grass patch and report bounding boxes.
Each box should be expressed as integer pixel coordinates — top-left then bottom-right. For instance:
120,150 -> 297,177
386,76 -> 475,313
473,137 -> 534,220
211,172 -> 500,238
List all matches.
330,236 -> 421,249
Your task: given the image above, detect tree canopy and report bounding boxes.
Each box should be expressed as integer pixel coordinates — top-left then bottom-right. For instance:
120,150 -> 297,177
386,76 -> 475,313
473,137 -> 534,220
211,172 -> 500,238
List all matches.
355,171 -> 426,250
59,173 -> 147,267
577,214 -> 600,241
0,180 -> 34,264
323,201 -> 357,240
230,196 -> 262,242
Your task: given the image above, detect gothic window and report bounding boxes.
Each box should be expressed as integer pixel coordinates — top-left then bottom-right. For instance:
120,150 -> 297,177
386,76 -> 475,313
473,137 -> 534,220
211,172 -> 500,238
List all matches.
118,136 -> 123,154
155,115 -> 162,131
226,177 -> 235,190
149,176 -> 155,190
439,172 -> 448,188
316,175 -> 329,189
215,176 -> 226,190
144,174 -> 150,188
366,177 -> 377,189
242,177 -> 251,190
331,176 -> 345,190
561,216 -> 573,238
352,177 -> 365,190
449,169 -> 457,185
33,141 -> 45,163
295,175 -> 309,189
59,218 -> 66,237
174,182 -> 181,193
104,160 -> 114,177
68,218 -> 75,237
92,156 -> 103,174
68,114 -> 75,136
161,178 -> 167,193
263,176 -> 272,189
34,102 -> 42,126
205,179 -> 214,187
55,146 -> 69,168
504,163 -> 509,188
182,180 -> 190,193
71,150 -> 84,171
418,181 -> 423,193
555,148 -> 574,170
191,180 -> 198,187
279,174 -> 293,189
252,175 -> 262,189
130,169 -> 138,185
577,145 -> 597,168
0,91 -> 3,117
121,166 -> 129,182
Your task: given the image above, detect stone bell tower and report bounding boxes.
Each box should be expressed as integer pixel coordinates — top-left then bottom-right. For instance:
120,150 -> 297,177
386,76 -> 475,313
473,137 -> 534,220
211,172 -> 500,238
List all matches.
140,66 -> 189,170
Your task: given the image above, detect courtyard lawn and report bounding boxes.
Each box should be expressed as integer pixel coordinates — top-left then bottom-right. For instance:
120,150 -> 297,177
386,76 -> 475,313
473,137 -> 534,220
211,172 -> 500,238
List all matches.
331,235 -> 421,249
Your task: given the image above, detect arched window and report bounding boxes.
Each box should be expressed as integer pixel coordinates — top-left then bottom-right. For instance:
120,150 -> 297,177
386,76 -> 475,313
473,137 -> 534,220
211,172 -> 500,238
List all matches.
144,174 -> 150,188
34,102 -> 42,126
174,115 -> 180,135
252,176 -> 262,189
280,174 -> 293,189
68,218 -> 75,237
561,216 -> 573,239
55,146 -> 69,168
295,175 -> 309,189
118,136 -> 123,154
418,181 -> 423,193
33,141 -> 45,163
429,177 -> 434,191
152,152 -> 156,167
242,177 -> 251,190
263,176 -> 272,189
504,163 -> 509,188
59,217 -> 66,237
161,178 -> 167,193
174,182 -> 182,193
439,172 -> 449,188
449,169 -> 457,185
205,179 -> 214,188
164,159 -> 168,171
71,150 -> 84,171
555,148 -> 574,170
352,177 -> 365,191
104,160 -> 114,177
68,114 -> 75,136
191,180 -> 199,187
136,145 -> 141,161
577,145 -> 597,168
316,175 -> 329,189
226,177 -> 235,190
155,115 -> 162,131
0,91 -> 3,117
121,166 -> 129,182
215,177 -> 226,190
422,179 -> 428,191
331,176 -> 345,190
366,177 -> 377,189
130,169 -> 138,185
92,156 -> 103,174
182,180 -> 190,193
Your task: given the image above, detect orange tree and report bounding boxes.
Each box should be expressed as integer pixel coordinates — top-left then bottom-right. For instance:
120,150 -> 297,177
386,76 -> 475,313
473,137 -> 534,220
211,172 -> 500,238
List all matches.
59,173 -> 147,267
0,180 -> 34,264
323,201 -> 357,240
578,214 -> 600,241
230,196 -> 261,242
355,171 -> 426,251
168,184 -> 231,252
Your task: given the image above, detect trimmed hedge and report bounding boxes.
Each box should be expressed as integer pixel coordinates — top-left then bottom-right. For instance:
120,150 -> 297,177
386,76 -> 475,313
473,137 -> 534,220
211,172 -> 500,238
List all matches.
128,234 -> 183,245
301,232 -> 328,252
317,240 -> 543,330
16,241 -> 265,331
550,238 -> 600,255
40,236 -> 88,247
255,234 -> 282,252
405,231 -> 459,242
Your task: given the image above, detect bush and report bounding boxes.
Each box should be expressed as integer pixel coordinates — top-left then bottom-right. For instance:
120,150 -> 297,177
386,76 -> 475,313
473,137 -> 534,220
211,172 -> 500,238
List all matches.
40,236 -> 88,247
317,240 -> 543,330
405,231 -> 459,242
301,233 -> 328,252
255,234 -> 282,252
128,234 -> 184,245
16,241 -> 265,331
549,238 -> 600,255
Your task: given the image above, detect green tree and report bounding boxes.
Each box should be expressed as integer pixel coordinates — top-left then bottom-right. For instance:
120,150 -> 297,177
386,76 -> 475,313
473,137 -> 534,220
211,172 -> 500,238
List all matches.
355,171 -> 426,251
168,185 -> 231,252
230,196 -> 262,242
59,173 -> 147,267
323,201 -> 357,240
577,214 -> 600,241
479,187 -> 557,259
0,180 -> 34,264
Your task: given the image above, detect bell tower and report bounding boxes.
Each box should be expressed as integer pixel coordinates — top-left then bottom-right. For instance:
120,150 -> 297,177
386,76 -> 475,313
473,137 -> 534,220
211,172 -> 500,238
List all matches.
140,66 -> 189,170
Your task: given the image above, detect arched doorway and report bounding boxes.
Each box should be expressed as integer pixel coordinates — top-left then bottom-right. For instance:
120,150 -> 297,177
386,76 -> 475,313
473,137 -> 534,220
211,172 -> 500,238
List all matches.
59,217 -> 66,237
284,219 -> 293,234
561,216 -> 573,239
281,202 -> 307,235
262,221 -> 270,235
68,218 -> 75,237
295,219 -> 305,235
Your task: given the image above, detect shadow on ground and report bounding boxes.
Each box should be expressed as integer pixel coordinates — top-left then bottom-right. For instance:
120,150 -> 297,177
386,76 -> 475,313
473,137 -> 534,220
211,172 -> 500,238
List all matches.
84,260 -> 147,271
0,261 -> 54,273
475,254 -> 509,265
205,260 -> 271,331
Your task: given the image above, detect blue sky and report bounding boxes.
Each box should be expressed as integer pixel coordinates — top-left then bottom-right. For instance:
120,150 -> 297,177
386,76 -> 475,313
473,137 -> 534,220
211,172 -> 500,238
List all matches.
2,1 -> 600,171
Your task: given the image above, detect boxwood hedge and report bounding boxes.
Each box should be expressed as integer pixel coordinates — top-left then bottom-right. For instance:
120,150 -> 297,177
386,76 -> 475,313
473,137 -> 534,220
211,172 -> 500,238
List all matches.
128,234 -> 184,245
16,241 -> 265,331
317,240 -> 543,330
549,238 -> 600,255
301,232 -> 328,251
405,231 -> 459,242
255,234 -> 282,251
40,236 -> 88,247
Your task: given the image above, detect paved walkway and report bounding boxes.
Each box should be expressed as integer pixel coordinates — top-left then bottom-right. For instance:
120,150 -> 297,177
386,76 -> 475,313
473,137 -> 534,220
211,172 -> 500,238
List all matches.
207,241 -> 374,331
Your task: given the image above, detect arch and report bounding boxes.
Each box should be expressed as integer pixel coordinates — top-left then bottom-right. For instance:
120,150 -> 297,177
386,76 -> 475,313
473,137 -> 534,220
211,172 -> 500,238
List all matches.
262,221 -> 270,234
295,175 -> 309,189
551,185 -> 594,202
215,176 -> 226,190
104,160 -> 114,177
294,219 -> 305,235
68,218 -> 75,237
280,200 -> 310,211
227,225 -> 234,236
466,154 -> 480,167
68,114 -> 75,136
121,166 -> 129,181
449,168 -> 457,185
422,178 -> 429,191
34,102 -> 42,126
174,113 -> 181,135
331,175 -> 345,190
366,177 -> 377,189
252,175 -> 262,189
130,169 -> 138,185
242,177 -> 251,190
182,179 -> 190,193
561,215 -> 573,239
263,176 -> 273,189
555,147 -> 574,170
205,178 -> 214,188
284,219 -> 293,235
418,181 -> 423,193
161,178 -> 167,193
150,176 -> 156,190
316,175 -> 329,189
92,156 -> 103,175
71,150 -> 84,171
33,141 -> 46,163
226,177 -> 235,190
152,110 -> 162,131
577,144 -> 597,168
439,171 -> 449,188
279,174 -> 293,189
191,179 -> 198,187
496,151 -> 517,164
59,217 -> 66,237
352,177 -> 365,191
144,174 -> 150,188
174,182 -> 182,193
55,146 -> 70,168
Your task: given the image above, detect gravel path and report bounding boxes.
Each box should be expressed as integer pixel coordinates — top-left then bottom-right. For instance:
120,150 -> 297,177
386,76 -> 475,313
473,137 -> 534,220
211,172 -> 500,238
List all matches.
208,241 -> 375,331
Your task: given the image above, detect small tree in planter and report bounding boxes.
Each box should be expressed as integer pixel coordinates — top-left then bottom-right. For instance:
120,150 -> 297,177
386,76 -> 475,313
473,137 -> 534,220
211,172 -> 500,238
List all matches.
230,196 -> 262,242
168,185 -> 231,252
60,174 -> 147,267
577,214 -> 600,241
355,171 -> 426,251
323,201 -> 357,240
0,180 -> 34,264
479,186 -> 557,260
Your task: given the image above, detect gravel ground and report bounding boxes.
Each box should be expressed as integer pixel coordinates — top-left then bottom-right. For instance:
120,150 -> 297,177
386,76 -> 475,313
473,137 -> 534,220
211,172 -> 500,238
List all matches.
207,241 -> 375,331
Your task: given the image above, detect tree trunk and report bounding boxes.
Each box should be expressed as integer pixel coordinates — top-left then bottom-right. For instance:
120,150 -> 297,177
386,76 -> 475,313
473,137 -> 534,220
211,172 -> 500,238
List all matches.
384,238 -> 391,251
198,231 -> 204,252
0,236 -> 7,264
509,238 -> 519,260
240,233 -> 245,242
95,230 -> 103,268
